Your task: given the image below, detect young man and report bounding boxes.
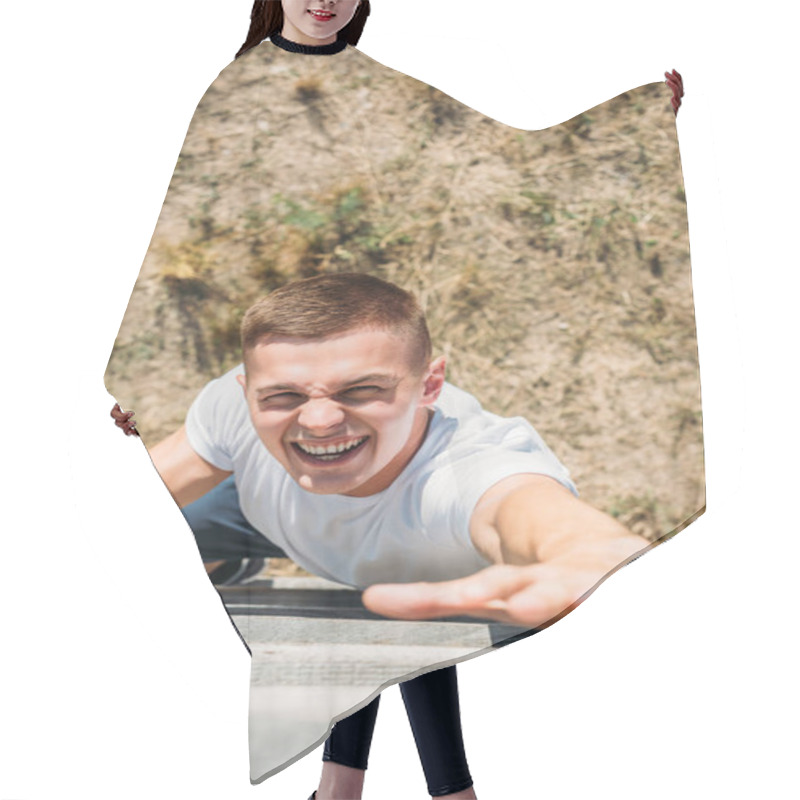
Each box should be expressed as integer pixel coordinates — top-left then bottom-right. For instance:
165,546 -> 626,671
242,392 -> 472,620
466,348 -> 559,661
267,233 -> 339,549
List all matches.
150,272 -> 649,630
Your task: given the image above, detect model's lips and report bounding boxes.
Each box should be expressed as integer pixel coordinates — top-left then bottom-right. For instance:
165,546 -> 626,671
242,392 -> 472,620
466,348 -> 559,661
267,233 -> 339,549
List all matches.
307,9 -> 335,21
291,435 -> 368,463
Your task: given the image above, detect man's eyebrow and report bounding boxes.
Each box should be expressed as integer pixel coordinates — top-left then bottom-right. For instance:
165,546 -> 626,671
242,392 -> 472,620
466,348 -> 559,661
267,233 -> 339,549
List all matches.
254,383 -> 301,395
340,373 -> 400,387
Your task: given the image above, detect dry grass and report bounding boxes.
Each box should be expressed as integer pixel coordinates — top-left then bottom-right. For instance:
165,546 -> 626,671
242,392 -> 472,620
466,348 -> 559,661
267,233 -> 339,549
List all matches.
107,44 -> 703,543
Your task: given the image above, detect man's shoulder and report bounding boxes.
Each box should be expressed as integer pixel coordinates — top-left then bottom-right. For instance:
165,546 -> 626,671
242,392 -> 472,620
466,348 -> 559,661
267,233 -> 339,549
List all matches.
187,364 -> 251,438
423,382 -> 524,468
431,382 -> 516,440
424,382 -> 576,495
195,364 -> 246,407
434,382 -> 485,420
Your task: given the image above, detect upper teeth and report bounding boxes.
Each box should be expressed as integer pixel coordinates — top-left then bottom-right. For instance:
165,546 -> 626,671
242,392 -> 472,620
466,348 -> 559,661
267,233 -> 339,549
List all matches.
296,437 -> 365,455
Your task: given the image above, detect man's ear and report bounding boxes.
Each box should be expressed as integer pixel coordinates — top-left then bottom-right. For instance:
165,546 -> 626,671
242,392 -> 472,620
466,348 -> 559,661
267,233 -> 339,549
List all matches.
236,373 -> 247,394
421,356 -> 446,405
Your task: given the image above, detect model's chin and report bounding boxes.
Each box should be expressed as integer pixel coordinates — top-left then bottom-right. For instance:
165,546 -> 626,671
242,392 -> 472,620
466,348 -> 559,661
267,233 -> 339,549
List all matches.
283,437 -> 373,494
294,463 -> 375,495
295,473 -> 360,494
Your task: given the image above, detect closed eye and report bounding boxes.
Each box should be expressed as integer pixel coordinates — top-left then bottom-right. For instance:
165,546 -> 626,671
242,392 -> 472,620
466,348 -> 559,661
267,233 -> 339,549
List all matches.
258,392 -> 305,408
338,385 -> 385,402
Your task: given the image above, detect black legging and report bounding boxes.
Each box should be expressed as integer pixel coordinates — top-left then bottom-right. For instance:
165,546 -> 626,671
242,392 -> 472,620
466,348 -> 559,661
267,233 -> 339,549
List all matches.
323,666 -> 473,797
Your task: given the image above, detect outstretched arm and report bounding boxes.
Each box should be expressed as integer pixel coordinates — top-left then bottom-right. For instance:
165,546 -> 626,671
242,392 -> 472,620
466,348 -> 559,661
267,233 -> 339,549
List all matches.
362,474 -> 649,628
149,424 -> 232,507
665,69 -> 684,115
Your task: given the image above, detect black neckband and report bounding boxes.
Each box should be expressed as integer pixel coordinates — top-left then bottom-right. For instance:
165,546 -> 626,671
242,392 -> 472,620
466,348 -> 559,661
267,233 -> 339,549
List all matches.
270,32 -> 348,55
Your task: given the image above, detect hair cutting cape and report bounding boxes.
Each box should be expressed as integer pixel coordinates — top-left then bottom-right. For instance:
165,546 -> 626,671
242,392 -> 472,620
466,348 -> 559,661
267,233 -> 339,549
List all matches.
105,40 -> 703,783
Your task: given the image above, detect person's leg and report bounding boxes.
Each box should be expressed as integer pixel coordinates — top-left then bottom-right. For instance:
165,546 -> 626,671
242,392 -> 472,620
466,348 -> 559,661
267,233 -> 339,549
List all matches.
316,669 -> 475,799
314,696 -> 381,800
400,666 -> 476,799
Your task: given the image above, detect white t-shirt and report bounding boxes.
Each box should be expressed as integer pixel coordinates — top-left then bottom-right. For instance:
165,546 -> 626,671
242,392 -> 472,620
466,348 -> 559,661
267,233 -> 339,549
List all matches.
185,367 -> 576,588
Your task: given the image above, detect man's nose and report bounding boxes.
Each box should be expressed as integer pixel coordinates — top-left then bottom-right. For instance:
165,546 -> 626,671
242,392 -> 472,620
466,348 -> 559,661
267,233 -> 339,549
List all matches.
297,397 -> 346,431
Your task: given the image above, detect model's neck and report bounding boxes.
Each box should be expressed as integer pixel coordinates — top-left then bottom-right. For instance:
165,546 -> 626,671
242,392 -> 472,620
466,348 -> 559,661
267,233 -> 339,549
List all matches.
271,30 -> 348,55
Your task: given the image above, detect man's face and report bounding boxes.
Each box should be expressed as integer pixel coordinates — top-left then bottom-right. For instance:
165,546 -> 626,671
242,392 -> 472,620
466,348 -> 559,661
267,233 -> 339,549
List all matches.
280,0 -> 361,46
238,327 -> 444,497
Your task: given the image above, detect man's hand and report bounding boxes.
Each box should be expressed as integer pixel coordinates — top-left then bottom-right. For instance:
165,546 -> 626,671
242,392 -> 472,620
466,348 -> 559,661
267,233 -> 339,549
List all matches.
665,69 -> 684,115
362,539 -> 648,628
364,473 -> 650,628
111,402 -> 139,436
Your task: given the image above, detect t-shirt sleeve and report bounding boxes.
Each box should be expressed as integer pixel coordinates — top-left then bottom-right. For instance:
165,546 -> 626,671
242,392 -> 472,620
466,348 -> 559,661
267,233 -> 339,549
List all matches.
421,412 -> 577,550
184,365 -> 248,472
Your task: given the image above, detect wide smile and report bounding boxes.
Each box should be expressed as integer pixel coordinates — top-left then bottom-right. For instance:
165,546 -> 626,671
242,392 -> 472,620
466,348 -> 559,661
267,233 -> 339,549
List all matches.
291,435 -> 369,465
307,9 -> 335,22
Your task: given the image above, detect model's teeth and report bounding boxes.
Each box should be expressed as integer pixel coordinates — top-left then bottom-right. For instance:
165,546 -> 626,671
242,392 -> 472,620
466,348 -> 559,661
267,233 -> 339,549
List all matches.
296,437 -> 366,456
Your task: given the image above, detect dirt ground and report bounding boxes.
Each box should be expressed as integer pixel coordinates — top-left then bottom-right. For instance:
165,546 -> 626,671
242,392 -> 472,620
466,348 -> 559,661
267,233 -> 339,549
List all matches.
106,42 -> 704,544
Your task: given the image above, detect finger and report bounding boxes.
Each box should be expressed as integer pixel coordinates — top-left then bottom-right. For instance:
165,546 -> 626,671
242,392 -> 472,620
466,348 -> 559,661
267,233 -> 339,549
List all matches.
112,405 -> 139,437
665,78 -> 683,116
363,565 -> 533,621
665,70 -> 684,94
667,82 -> 680,100
364,583 -> 515,623
113,414 -> 139,436
111,404 -> 135,423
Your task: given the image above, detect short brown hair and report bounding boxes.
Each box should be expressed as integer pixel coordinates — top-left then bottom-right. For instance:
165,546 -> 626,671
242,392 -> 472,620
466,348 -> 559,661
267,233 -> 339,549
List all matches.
241,273 -> 432,372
